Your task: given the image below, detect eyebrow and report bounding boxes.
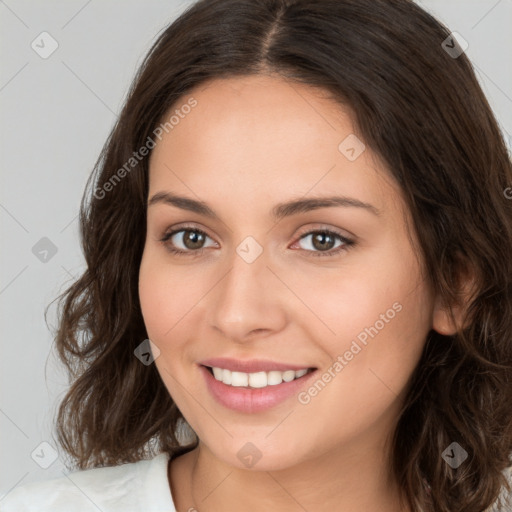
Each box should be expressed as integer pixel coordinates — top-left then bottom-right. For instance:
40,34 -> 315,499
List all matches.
148,191 -> 380,220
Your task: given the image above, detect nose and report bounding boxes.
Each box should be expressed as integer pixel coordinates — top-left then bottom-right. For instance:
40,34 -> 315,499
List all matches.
207,246 -> 288,343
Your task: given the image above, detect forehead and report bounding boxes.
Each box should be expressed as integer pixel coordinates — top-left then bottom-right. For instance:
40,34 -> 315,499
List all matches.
158,74 -> 352,159
148,74 -> 400,217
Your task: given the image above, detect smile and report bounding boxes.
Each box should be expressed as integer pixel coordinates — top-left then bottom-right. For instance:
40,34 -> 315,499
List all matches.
207,366 -> 313,388
199,362 -> 318,413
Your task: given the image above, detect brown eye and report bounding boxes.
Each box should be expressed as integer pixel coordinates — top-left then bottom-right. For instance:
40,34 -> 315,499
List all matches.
159,227 -> 215,256
310,232 -> 337,251
294,229 -> 355,258
178,229 -> 206,250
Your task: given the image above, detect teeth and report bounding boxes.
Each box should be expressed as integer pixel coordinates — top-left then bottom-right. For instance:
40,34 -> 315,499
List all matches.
267,371 -> 284,386
222,368 -> 232,385
231,371 -> 248,387
282,370 -> 296,382
209,367 -> 311,388
249,371 -> 267,388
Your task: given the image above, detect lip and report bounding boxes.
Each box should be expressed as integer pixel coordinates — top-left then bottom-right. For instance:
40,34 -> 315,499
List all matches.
199,364 -> 318,413
199,357 -> 315,373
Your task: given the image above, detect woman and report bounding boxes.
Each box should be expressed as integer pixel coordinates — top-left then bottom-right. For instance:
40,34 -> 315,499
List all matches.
3,0 -> 512,510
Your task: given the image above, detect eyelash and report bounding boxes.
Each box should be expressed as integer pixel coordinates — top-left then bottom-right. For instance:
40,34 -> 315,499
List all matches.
158,224 -> 356,258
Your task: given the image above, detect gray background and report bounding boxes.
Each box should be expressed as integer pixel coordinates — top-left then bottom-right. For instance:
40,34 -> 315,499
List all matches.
1,0 -> 511,499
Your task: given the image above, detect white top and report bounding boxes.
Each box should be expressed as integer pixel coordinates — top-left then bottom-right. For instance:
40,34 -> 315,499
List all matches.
0,452 -> 176,512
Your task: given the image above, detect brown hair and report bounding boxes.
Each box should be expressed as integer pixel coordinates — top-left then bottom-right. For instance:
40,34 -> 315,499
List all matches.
49,0 -> 512,510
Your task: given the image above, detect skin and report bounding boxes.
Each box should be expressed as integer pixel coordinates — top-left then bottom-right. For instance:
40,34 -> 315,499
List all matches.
138,74 -> 458,512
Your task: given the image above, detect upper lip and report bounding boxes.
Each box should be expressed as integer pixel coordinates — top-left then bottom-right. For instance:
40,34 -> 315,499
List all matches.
199,357 -> 316,373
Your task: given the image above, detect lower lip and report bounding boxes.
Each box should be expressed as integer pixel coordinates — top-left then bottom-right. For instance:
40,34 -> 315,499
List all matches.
199,365 -> 317,413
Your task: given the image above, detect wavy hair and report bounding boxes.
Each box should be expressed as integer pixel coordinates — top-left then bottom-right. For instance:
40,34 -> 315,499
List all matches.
49,0 -> 512,510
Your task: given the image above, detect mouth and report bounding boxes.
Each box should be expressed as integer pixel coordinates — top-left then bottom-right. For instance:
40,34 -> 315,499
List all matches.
198,362 -> 319,413
202,365 -> 316,389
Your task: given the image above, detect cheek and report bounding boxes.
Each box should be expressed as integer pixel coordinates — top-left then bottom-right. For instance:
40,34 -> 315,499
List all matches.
138,262 -> 171,341
312,275 -> 430,423
283,259 -> 416,352
292,287 -> 430,453
297,242 -> 431,400
138,249 -> 206,341
138,251 -> 203,409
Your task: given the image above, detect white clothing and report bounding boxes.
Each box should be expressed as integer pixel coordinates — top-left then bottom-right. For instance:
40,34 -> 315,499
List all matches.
0,452 -> 175,512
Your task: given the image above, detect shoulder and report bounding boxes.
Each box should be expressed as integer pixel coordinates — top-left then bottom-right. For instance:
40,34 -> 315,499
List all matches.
0,452 -> 175,512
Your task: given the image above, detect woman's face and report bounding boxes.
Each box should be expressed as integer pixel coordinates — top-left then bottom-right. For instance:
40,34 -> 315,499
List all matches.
139,74 -> 444,471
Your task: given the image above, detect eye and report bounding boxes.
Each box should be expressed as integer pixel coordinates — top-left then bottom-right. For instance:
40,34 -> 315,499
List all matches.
159,225 -> 216,257
292,229 -> 355,258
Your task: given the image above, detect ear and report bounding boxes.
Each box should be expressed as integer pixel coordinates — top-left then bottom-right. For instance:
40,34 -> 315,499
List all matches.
432,257 -> 479,336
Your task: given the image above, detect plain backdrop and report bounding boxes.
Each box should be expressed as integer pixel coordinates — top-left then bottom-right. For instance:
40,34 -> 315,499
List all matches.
1,0 -> 511,499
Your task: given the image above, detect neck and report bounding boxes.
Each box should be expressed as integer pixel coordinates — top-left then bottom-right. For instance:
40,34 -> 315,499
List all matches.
169,431 -> 410,512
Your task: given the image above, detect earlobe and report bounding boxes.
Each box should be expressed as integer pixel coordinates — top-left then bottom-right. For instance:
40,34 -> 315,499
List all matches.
432,298 -> 460,335
431,260 -> 479,335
